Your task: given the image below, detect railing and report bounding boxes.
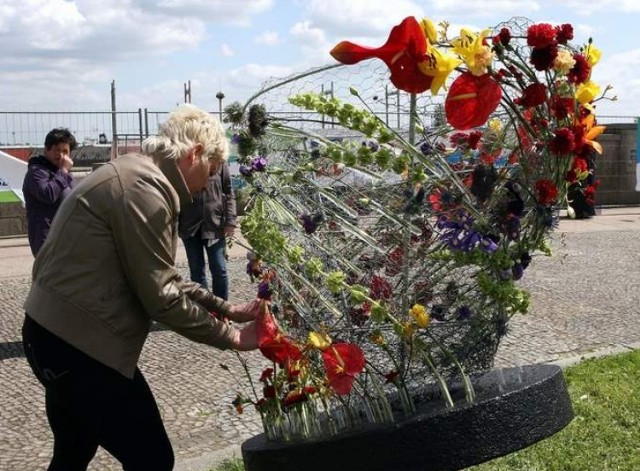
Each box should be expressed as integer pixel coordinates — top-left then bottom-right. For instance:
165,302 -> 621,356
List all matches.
0,109 -> 636,148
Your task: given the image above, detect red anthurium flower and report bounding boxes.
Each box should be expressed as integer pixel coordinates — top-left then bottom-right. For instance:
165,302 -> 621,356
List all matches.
257,303 -> 302,364
322,343 -> 366,395
330,16 -> 433,94
445,72 -> 502,130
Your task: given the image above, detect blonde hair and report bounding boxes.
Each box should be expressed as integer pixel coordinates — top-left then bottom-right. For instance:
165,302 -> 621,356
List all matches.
141,104 -> 229,165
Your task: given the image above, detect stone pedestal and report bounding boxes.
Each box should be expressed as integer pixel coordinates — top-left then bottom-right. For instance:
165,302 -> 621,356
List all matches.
242,364 -> 573,471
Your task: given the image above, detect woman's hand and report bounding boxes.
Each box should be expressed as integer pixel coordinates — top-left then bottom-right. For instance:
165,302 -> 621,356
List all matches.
230,321 -> 259,351
226,298 -> 263,323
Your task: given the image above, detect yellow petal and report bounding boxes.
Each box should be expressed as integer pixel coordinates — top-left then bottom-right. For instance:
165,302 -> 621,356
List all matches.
307,331 -> 332,350
418,48 -> 463,95
420,18 -> 437,43
576,80 -> 601,105
586,43 -> 602,67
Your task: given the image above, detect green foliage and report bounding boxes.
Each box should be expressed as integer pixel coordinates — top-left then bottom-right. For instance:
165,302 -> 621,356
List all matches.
473,350 -> 640,471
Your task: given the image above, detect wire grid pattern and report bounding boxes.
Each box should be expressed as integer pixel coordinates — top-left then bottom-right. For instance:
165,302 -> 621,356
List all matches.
240,63 -> 511,389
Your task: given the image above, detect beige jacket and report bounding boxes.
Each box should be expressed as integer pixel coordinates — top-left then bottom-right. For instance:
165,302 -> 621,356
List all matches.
25,153 -> 236,378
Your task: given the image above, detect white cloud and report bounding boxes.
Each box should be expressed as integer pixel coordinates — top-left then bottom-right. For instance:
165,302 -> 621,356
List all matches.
152,0 -> 274,23
557,0 -> 640,15
289,21 -> 326,48
305,0 -> 425,38
255,31 -> 280,45
220,43 -> 235,57
589,48 -> 640,117
428,0 -> 541,17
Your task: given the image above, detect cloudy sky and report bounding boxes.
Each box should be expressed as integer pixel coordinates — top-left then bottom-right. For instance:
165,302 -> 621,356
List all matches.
0,0 -> 638,119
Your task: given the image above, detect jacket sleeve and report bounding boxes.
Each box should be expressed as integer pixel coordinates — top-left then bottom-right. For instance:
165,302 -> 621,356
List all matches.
109,177 -> 236,349
23,165 -> 73,204
222,164 -> 237,227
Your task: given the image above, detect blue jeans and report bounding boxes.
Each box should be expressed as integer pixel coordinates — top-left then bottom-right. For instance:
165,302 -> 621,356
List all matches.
181,235 -> 228,300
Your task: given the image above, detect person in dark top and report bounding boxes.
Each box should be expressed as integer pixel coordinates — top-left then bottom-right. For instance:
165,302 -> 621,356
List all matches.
22,128 -> 77,255
179,162 -> 236,300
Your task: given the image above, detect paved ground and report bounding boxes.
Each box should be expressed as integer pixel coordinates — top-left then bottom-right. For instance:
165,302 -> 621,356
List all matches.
1,207 -> 640,471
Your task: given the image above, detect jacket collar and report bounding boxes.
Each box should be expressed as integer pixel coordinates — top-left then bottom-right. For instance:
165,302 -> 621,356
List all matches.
155,157 -> 193,207
29,154 -> 58,172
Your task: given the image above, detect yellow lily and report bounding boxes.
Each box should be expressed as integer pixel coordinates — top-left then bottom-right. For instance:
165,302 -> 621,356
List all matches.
307,331 -> 332,350
418,47 -> 463,95
576,80 -> 601,105
451,28 -> 494,76
579,113 -> 606,154
585,42 -> 602,67
420,17 -> 437,43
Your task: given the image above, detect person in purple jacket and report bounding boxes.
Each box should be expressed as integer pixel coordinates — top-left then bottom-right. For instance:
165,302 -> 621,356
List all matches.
22,128 -> 77,256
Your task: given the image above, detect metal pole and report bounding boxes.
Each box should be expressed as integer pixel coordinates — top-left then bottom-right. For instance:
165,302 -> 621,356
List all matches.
110,80 -> 117,159
396,90 -> 400,129
409,94 -> 417,145
321,84 -> 326,129
144,108 -> 149,138
215,91 -> 225,122
385,85 -> 389,126
138,108 -> 143,150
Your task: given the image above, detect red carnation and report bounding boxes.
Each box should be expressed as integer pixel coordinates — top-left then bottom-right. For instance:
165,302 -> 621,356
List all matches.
370,275 -> 393,300
551,96 -> 575,120
549,127 -> 576,155
584,180 -> 600,205
498,27 -> 512,46
527,23 -> 557,48
516,83 -> 548,108
567,54 -> 591,84
535,179 -> 559,206
530,44 -> 558,71
555,24 -> 574,44
565,157 -> 588,182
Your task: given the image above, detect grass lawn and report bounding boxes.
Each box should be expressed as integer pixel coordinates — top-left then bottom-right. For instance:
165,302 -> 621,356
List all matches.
0,190 -> 21,203
211,350 -> 640,471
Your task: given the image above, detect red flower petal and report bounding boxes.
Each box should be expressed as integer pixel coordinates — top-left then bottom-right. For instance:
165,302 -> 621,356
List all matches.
330,16 -> 433,94
321,343 -> 365,395
445,72 -> 502,130
257,303 -> 302,363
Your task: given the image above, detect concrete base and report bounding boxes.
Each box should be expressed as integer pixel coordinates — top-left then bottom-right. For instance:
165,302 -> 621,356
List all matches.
242,364 -> 573,471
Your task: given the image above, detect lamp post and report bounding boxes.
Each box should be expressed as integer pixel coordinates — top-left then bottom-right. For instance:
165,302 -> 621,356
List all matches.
215,91 -> 225,121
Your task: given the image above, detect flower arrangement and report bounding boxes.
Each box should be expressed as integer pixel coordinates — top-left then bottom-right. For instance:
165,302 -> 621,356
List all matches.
224,15 -> 613,442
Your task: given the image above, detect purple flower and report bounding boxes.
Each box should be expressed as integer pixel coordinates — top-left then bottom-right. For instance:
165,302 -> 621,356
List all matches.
231,133 -> 241,144
300,214 -> 316,234
419,141 -> 434,155
239,165 -> 253,177
512,263 -> 524,280
257,280 -> 272,300
457,306 -> 472,320
479,236 -> 498,253
251,156 -> 268,172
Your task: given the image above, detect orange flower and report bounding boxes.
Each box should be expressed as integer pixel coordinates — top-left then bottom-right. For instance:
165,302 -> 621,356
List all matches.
330,16 -> 433,94
578,112 -> 606,154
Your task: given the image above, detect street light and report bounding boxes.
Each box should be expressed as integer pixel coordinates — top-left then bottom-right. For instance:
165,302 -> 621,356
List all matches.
215,91 -> 225,121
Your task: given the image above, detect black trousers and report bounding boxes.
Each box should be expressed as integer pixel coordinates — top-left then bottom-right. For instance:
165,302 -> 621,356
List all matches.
22,315 -> 174,471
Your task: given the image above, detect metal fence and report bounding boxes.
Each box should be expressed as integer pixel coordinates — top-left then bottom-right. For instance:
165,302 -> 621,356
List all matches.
0,109 -> 636,148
